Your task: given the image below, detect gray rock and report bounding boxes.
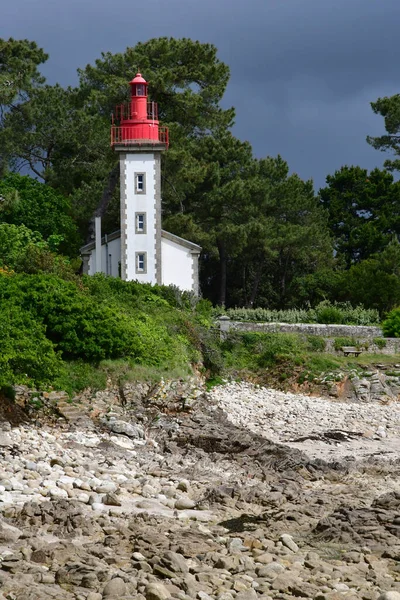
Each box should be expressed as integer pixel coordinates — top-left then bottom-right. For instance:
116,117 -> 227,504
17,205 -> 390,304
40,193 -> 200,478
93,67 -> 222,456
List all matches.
280,533 -> 299,552
177,479 -> 191,493
104,492 -> 121,506
94,481 -> 117,494
102,577 -> 127,598
145,582 -> 171,600
175,497 -> 196,510
0,434 -> 12,447
160,550 -> 188,573
378,594 -> 400,600
235,591 -> 258,600
108,419 -> 144,438
0,521 -> 23,542
256,563 -> 285,578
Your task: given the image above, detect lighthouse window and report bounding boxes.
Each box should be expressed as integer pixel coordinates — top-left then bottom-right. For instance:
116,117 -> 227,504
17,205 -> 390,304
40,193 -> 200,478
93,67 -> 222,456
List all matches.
135,252 -> 147,274
135,212 -> 146,233
135,84 -> 145,96
135,173 -> 146,194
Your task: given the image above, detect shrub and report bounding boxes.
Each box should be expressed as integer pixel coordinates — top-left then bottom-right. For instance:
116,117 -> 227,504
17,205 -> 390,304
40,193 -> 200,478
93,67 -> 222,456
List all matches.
382,308 -> 400,338
0,302 -> 63,388
306,335 -> 326,352
223,302 -> 379,326
315,303 -> 343,324
0,272 -> 205,386
0,173 -> 80,255
333,337 -> 358,351
373,337 -> 387,349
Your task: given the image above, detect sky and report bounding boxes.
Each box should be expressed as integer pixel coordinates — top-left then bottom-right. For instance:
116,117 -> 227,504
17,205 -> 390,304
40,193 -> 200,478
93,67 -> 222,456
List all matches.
2,0 -> 399,189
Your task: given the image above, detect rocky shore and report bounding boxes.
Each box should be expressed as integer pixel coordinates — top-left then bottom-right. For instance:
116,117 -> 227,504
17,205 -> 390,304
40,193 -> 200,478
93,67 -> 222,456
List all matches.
0,380 -> 399,600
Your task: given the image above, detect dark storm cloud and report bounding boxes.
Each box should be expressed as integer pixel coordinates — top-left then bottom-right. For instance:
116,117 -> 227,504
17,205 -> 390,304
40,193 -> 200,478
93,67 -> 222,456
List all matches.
2,0 -> 400,188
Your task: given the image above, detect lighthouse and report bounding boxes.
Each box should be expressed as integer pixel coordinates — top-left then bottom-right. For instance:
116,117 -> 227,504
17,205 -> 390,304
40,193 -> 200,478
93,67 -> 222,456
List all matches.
111,73 -> 169,283
81,74 -> 201,294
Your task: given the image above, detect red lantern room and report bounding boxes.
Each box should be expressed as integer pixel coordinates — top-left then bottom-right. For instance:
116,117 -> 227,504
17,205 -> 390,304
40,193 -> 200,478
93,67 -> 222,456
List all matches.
111,73 -> 168,147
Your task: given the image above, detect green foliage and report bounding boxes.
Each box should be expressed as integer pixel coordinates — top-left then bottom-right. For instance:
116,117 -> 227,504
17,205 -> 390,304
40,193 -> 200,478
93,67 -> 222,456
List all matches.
306,336 -> 326,352
0,223 -> 77,278
0,222 -> 42,268
333,337 -> 358,351
382,307 -> 400,338
338,240 -> 400,313
256,333 -> 305,368
320,166 -> 400,267
315,302 -> 343,324
373,337 -> 387,349
0,298 -> 63,388
222,332 -> 307,370
223,301 -> 379,326
367,94 -> 400,172
0,37 -> 48,128
0,174 -> 79,254
0,272 -> 215,390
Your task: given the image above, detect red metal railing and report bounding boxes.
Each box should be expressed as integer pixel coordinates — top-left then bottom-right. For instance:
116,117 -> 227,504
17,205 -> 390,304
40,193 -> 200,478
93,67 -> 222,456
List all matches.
111,125 -> 169,147
113,101 -> 159,122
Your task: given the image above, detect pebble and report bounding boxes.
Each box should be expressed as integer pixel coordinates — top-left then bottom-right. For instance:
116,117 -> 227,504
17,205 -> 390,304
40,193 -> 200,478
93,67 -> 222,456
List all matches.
210,381 -> 400,462
280,533 -> 299,552
0,380 -> 397,600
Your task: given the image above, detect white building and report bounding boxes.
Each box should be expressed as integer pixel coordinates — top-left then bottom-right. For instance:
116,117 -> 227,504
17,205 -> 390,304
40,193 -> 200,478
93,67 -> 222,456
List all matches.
80,73 -> 201,294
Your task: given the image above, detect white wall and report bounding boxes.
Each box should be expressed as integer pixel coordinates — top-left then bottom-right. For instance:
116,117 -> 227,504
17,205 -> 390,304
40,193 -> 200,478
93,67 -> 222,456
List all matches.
122,153 -> 157,284
161,237 -> 194,292
87,237 -> 121,277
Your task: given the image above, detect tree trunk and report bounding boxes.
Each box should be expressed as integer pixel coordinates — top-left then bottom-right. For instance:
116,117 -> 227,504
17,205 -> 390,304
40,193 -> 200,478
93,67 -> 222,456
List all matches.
217,238 -> 227,307
280,251 -> 291,304
248,261 -> 263,307
87,163 -> 120,243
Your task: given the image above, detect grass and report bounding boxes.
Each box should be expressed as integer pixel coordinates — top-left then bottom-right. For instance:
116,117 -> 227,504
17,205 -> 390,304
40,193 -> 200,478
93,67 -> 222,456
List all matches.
219,331 -> 400,389
54,358 -> 194,397
51,331 -> 400,397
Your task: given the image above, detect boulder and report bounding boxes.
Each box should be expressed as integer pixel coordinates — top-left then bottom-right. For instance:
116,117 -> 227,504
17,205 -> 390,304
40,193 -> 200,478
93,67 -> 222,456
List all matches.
102,577 -> 127,598
145,583 -> 171,600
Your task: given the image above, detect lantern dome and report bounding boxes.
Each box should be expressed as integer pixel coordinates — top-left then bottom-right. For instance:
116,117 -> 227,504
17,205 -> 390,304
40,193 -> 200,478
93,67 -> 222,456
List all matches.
130,72 -> 147,85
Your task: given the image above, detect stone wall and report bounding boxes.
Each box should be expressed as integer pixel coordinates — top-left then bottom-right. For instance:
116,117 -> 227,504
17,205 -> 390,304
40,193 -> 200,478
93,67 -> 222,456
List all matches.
217,317 -> 400,355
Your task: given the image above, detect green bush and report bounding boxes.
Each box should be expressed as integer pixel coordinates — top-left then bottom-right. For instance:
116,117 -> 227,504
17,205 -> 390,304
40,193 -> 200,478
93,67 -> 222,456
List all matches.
382,308 -> 400,338
223,301 -> 379,326
315,303 -> 343,324
0,223 -> 77,279
257,333 -> 305,367
373,337 -> 387,349
0,302 -> 63,388
223,332 -> 305,370
0,173 -> 80,255
306,335 -> 326,352
333,337 -> 358,351
0,272 -> 210,389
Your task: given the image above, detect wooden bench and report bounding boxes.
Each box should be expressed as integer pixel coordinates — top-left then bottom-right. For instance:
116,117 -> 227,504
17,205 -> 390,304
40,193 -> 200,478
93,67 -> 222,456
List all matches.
342,346 -> 362,357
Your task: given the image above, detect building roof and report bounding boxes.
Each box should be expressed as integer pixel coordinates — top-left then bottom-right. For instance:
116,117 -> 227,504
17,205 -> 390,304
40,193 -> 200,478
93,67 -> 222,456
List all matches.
80,229 -> 201,254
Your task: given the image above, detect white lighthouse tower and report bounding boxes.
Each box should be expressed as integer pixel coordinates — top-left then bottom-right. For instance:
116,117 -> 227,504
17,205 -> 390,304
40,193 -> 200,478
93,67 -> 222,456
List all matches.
111,72 -> 169,283
81,74 -> 201,294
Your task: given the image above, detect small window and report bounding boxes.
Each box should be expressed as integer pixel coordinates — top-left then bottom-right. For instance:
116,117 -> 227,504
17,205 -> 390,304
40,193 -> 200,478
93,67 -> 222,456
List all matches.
136,252 -> 147,274
135,83 -> 146,96
135,173 -> 146,194
135,212 -> 146,233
